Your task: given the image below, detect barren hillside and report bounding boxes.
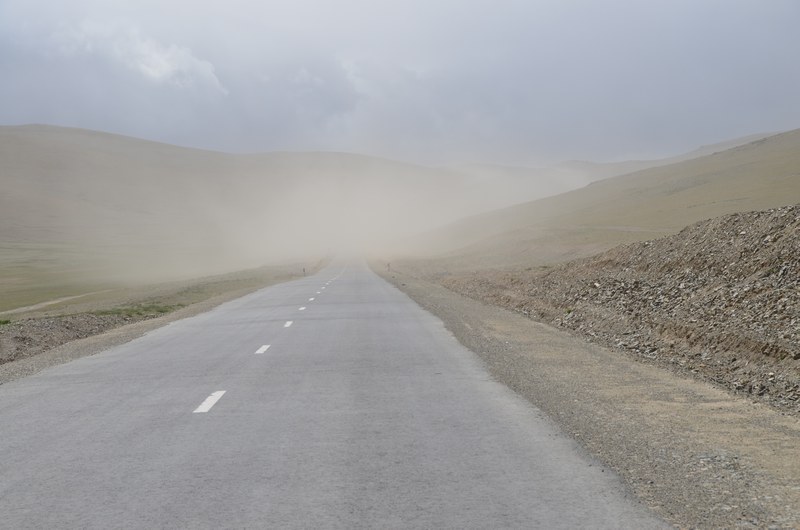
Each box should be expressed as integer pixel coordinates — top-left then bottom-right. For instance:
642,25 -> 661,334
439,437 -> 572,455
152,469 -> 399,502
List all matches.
409,129 -> 800,268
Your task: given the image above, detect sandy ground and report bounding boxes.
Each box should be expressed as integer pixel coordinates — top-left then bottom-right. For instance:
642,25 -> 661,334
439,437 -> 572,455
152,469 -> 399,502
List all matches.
377,265 -> 800,529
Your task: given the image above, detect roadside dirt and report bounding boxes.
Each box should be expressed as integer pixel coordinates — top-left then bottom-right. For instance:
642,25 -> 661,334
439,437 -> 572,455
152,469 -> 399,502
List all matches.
0,263 -> 317,384
378,266 -> 800,529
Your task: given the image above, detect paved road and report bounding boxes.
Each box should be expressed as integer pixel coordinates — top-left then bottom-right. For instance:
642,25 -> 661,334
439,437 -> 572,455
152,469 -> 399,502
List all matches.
0,262 -> 664,528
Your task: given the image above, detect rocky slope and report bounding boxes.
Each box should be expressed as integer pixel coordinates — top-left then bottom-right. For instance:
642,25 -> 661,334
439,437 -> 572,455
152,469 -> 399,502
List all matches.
440,205 -> 800,414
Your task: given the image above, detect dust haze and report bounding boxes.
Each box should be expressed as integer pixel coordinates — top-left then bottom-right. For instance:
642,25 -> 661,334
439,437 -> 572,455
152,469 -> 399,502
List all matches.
3,121 -> 797,289
1,125 -> 600,285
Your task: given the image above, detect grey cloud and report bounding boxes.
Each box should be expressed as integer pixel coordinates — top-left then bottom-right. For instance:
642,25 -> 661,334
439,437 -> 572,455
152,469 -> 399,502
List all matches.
49,20 -> 228,97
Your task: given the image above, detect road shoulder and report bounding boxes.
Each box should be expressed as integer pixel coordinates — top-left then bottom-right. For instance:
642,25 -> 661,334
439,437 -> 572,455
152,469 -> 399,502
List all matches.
377,266 -> 800,529
0,264 -> 316,385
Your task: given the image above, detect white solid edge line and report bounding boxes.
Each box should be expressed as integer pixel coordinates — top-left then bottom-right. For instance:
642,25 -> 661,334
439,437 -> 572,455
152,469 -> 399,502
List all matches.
284,321 -> 293,327
193,390 -> 226,413
255,344 -> 270,354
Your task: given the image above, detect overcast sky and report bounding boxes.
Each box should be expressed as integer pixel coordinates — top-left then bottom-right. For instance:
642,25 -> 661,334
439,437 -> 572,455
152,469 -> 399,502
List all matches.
1,0 -> 798,165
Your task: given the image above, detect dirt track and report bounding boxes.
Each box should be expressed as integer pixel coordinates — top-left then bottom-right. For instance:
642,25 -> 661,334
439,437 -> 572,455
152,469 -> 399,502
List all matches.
379,265 -> 800,529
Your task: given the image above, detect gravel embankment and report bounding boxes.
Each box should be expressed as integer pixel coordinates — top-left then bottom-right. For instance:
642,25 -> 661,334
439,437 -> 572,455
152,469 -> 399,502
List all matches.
439,205 -> 800,415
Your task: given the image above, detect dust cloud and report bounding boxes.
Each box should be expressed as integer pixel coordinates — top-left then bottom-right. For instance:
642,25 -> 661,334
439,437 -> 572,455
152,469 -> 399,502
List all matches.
2,124 -> 795,290
1,125 -> 594,285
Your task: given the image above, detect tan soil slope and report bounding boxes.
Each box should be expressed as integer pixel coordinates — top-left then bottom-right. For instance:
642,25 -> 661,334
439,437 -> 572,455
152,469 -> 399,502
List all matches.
442,205 -> 800,414
412,129 -> 800,269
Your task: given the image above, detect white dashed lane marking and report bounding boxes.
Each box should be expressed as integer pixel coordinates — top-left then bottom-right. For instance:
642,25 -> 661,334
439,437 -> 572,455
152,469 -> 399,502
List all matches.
255,345 -> 270,354
284,321 -> 293,328
309,297 -> 315,301
193,391 -> 226,413
299,307 -> 306,311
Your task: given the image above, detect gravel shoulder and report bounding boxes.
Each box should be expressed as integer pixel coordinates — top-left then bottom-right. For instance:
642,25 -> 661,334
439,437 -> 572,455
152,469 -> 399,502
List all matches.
377,265 -> 800,529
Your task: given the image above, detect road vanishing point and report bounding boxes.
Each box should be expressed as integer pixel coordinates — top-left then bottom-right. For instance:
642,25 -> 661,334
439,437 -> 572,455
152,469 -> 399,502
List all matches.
0,262 -> 665,528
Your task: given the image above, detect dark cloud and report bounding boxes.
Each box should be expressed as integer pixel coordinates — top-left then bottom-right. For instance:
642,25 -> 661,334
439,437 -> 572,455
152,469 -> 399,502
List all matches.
1,0 -> 798,164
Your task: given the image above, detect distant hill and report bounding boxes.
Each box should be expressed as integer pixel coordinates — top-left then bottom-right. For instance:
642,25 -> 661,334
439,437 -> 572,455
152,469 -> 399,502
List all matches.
445,132 -> 773,212
408,128 -> 800,269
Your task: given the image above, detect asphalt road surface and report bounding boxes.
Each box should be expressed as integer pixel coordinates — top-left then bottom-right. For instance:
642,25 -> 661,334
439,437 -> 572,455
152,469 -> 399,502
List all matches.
0,262 -> 665,528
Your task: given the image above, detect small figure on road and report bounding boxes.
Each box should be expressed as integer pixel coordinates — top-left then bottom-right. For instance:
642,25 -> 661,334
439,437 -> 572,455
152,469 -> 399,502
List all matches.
302,267 -> 306,276
387,262 -> 391,272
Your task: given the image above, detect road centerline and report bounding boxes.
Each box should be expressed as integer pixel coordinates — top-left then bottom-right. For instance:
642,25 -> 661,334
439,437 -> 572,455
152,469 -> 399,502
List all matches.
193,391 -> 226,413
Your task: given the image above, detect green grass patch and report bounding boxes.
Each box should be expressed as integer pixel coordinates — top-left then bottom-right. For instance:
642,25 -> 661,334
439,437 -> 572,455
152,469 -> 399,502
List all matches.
0,319 -> 11,325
